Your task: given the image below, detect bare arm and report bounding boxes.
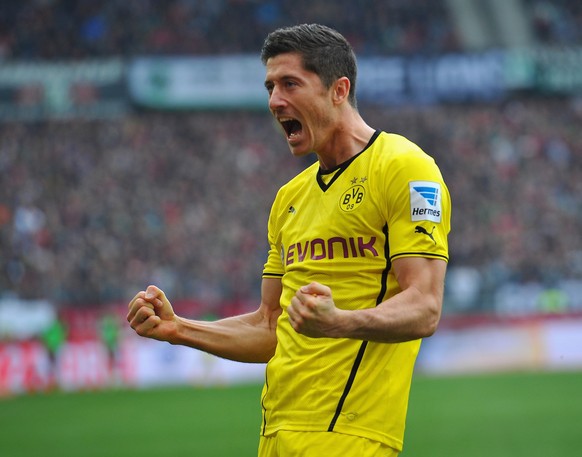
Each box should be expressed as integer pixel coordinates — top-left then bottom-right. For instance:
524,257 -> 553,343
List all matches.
287,257 -> 446,343
127,277 -> 282,363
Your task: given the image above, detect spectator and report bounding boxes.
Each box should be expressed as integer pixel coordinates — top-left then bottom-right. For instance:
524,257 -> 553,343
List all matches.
1,98 -> 582,316
0,0 -> 459,59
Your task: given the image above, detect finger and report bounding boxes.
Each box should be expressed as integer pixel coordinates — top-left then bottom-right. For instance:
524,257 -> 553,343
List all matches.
128,305 -> 155,330
287,303 -> 302,332
288,296 -> 306,317
126,290 -> 145,322
290,295 -> 311,316
128,291 -> 145,311
127,292 -> 151,322
287,294 -> 307,316
294,288 -> 319,311
138,315 -> 161,336
130,306 -> 168,339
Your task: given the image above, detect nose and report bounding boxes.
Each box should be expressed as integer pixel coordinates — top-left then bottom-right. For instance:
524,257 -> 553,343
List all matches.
268,85 -> 286,112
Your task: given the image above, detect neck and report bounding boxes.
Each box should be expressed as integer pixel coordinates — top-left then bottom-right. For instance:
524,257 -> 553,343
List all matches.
316,112 -> 375,170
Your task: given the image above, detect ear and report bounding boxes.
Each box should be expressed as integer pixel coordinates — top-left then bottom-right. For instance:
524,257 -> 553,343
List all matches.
332,76 -> 351,105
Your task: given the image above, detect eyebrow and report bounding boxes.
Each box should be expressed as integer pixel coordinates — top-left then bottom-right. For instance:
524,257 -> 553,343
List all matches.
264,75 -> 300,89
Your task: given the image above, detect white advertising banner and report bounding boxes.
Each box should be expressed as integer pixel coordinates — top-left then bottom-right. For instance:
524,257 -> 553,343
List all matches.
120,336 -> 265,388
1,317 -> 581,395
127,52 -> 507,110
128,56 -> 268,109
417,317 -> 582,375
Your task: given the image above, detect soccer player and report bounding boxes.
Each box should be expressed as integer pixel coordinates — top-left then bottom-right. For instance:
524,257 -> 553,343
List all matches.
127,23 -> 451,457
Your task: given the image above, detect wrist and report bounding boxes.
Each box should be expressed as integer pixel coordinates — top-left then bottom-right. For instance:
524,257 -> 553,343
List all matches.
328,308 -> 353,339
166,315 -> 186,345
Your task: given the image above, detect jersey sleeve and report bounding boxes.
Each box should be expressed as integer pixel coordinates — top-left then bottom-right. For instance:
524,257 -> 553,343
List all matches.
262,190 -> 285,278
381,139 -> 451,262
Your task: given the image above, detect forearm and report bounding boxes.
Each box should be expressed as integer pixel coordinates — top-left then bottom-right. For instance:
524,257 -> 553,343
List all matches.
290,259 -> 446,342
170,311 -> 278,363
334,287 -> 442,343
128,278 -> 283,363
335,257 -> 447,343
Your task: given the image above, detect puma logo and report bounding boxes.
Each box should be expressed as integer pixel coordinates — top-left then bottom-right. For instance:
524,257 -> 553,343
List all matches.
415,225 -> 436,244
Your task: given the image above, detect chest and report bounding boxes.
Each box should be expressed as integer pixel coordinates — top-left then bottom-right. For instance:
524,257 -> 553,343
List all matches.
278,170 -> 386,267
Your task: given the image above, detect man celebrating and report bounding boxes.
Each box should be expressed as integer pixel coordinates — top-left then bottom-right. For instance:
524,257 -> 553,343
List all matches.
128,23 -> 451,457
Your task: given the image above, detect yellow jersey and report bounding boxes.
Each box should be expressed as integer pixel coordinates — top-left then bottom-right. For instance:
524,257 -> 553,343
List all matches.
261,130 -> 451,450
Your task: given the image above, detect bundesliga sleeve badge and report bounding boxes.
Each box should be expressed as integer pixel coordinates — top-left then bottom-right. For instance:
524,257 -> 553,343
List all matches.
409,181 -> 442,223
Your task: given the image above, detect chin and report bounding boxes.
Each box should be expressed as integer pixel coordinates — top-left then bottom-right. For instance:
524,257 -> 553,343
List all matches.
288,138 -> 315,156
287,143 -> 308,156
290,148 -> 312,158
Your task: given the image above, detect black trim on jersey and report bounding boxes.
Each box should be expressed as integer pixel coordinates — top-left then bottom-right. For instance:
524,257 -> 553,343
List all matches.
328,224 -> 391,432
377,224 -> 392,304
390,252 -> 449,262
316,130 -> 381,192
262,272 -> 284,278
261,367 -> 270,435
328,340 -> 368,432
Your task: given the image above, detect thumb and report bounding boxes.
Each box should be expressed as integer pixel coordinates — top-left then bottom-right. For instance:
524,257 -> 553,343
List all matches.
145,285 -> 175,320
300,282 -> 331,297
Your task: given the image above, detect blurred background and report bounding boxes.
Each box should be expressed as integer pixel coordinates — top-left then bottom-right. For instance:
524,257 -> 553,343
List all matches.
0,0 -> 581,393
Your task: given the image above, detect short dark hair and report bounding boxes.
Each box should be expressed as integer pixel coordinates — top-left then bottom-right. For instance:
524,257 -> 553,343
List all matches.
261,24 -> 358,107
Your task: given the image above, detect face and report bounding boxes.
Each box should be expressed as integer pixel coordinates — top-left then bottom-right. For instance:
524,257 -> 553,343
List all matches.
264,52 -> 336,157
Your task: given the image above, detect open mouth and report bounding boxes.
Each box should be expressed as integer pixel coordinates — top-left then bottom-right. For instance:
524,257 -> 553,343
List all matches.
280,118 -> 303,140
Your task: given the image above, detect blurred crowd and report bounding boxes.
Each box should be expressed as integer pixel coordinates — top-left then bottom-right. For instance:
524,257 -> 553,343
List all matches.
1,0 -> 581,61
1,98 -> 582,315
1,0 -> 582,317
0,113 -> 299,313
369,99 -> 582,315
0,0 -> 456,59
526,0 -> 582,45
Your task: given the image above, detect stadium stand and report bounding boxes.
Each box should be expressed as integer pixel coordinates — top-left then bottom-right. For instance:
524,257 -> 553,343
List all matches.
0,0 -> 458,58
1,0 -> 581,318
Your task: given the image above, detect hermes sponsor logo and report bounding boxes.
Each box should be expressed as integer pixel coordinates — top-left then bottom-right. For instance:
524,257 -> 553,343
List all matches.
409,181 -> 442,223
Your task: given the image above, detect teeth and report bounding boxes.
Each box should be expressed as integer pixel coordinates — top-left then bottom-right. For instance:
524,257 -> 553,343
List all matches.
278,117 -> 301,139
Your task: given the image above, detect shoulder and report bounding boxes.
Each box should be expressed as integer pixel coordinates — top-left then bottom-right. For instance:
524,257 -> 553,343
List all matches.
370,132 -> 439,177
373,132 -> 428,159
